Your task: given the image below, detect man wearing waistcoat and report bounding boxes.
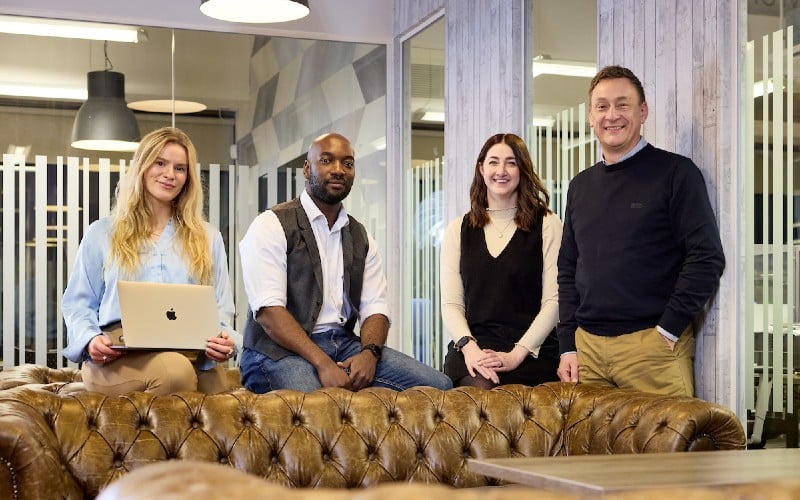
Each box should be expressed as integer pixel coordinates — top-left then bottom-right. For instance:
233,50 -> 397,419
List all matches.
238,133 -> 452,392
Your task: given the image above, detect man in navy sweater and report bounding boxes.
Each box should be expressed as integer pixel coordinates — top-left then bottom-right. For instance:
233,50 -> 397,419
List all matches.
556,66 -> 725,396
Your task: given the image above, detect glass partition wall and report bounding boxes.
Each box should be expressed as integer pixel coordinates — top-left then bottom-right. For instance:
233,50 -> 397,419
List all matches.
0,21 -> 387,370
401,16 -> 445,367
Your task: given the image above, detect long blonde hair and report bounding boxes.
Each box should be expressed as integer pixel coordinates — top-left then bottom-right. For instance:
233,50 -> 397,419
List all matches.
109,127 -> 213,284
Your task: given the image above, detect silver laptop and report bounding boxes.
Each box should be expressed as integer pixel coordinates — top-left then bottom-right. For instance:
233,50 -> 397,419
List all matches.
109,280 -> 220,350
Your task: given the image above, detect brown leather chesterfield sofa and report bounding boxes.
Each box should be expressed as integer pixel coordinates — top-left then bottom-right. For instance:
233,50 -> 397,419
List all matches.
0,364 -> 746,499
98,460 -> 800,500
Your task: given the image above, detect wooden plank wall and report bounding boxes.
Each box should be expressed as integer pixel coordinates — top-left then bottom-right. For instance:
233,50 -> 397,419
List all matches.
391,0 -> 527,349
393,0 -> 526,224
393,0 -> 742,411
597,0 -> 741,409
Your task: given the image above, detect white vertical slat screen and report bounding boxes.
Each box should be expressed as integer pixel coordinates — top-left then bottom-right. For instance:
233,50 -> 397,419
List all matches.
17,154 -> 26,366
1,155 -> 238,370
744,40 -> 755,410
745,27 -> 796,418
34,156 -> 47,365
56,156 -> 65,368
770,29 -> 785,410
404,157 -> 444,369
208,163 -> 221,229
65,157 -> 80,368
528,105 -> 595,218
2,155 -> 16,368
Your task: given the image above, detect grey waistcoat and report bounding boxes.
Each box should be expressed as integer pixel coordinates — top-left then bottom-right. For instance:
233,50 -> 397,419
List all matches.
243,198 -> 368,360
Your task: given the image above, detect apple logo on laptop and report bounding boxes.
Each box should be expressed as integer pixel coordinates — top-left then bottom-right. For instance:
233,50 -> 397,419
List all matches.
166,308 -> 177,321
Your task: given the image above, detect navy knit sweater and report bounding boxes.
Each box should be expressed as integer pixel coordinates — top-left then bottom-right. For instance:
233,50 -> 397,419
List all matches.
556,144 -> 725,354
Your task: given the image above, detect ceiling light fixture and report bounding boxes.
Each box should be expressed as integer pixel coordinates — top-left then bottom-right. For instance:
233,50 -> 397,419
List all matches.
0,83 -> 86,100
531,116 -> 555,128
0,14 -> 144,43
532,55 -> 596,79
71,42 -> 141,152
199,0 -> 310,23
420,111 -> 445,123
128,30 -> 206,118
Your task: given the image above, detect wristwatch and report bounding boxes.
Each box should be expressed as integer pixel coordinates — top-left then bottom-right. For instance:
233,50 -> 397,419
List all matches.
361,343 -> 383,361
454,335 -> 477,351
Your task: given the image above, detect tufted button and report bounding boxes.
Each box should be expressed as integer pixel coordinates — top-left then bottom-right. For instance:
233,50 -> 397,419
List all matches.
292,417 -> 301,427
322,453 -> 330,461
271,456 -> 279,464
242,417 -> 252,427
479,411 -> 487,422
113,458 -> 123,468
387,411 -> 397,423
219,456 -> 229,464
340,413 -> 350,425
192,420 -> 200,429
434,412 -> 443,423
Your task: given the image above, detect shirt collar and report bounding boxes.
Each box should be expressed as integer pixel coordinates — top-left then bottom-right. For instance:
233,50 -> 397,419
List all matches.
602,136 -> 648,165
300,189 -> 349,230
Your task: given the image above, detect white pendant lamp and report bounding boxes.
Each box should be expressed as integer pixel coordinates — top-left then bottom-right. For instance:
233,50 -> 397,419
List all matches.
128,30 -> 207,122
199,0 -> 310,24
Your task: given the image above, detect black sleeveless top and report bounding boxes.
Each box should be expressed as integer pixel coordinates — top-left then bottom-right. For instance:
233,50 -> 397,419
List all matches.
459,213 -> 554,351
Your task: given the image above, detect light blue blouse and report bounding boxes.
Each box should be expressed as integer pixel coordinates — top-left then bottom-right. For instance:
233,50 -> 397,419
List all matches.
62,217 -> 241,366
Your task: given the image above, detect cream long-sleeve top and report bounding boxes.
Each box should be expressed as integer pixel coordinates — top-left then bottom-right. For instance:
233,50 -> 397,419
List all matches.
439,209 -> 562,357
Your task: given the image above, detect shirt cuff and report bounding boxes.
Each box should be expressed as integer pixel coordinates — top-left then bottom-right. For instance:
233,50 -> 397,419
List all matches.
657,325 -> 679,342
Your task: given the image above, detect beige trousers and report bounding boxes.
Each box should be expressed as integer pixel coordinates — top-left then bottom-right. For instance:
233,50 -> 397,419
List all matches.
81,351 -> 230,396
575,325 -> 695,397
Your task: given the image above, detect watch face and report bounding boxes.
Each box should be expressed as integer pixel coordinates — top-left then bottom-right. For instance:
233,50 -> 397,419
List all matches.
456,336 -> 471,349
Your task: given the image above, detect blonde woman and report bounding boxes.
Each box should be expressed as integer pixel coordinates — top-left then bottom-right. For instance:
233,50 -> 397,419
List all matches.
62,127 -> 240,395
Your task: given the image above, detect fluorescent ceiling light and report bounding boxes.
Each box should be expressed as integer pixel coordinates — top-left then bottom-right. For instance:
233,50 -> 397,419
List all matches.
531,116 -> 555,128
753,80 -> 775,98
532,58 -> 596,78
0,83 -> 86,100
420,111 -> 444,122
0,15 -> 143,43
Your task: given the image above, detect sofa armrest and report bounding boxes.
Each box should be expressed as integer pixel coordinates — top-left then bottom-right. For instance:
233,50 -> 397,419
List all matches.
0,364 -> 83,391
555,383 -> 747,454
0,388 -> 83,499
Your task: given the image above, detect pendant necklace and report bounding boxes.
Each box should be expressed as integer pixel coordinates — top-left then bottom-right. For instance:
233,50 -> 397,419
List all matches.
489,217 -> 515,239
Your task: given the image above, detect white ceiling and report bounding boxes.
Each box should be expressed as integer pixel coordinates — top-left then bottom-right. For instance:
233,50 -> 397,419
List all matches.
0,0 -> 394,43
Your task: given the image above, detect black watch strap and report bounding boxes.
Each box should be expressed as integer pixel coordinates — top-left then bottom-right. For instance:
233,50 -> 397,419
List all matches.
454,335 -> 477,351
361,343 -> 383,361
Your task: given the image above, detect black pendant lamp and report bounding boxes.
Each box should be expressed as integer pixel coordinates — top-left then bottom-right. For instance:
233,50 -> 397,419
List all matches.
71,70 -> 141,152
199,0 -> 309,23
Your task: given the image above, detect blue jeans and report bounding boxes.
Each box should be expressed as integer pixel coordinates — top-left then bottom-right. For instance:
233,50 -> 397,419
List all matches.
240,328 -> 452,393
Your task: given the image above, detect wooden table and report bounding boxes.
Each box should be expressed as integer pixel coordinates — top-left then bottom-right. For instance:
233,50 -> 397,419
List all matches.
468,449 -> 800,495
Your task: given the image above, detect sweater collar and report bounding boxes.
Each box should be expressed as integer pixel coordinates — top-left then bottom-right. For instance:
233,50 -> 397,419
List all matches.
601,136 -> 649,166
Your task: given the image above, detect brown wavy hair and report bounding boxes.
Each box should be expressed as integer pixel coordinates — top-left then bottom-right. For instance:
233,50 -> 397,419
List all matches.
108,127 -> 213,285
467,133 -> 551,230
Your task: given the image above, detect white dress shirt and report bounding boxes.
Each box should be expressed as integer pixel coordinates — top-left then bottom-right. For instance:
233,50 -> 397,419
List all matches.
239,190 -> 390,333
